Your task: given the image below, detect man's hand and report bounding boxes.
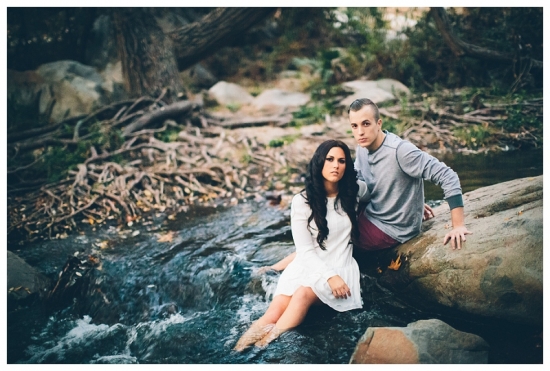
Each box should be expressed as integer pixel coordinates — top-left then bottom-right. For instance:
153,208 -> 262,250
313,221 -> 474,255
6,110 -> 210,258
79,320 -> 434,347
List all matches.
327,275 -> 351,299
423,204 -> 435,221
443,225 -> 473,250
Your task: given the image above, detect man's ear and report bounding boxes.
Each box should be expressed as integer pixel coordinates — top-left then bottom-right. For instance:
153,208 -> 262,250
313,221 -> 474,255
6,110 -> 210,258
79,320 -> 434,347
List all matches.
377,119 -> 383,127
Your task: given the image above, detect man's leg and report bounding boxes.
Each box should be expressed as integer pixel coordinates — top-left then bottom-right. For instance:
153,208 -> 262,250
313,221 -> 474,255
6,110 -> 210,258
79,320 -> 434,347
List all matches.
356,212 -> 399,251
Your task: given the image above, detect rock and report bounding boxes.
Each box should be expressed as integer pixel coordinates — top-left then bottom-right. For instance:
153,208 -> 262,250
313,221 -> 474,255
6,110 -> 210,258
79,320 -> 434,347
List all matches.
375,78 -> 410,96
208,81 -> 254,107
339,78 -> 410,107
181,63 -> 218,89
378,176 -> 543,327
252,88 -> 310,114
6,69 -> 45,115
37,60 -> 126,123
350,319 -> 489,364
7,60 -> 128,124
7,251 -> 51,306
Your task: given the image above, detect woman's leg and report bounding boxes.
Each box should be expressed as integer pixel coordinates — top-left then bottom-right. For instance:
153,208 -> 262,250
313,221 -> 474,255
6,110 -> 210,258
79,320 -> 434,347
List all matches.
234,294 -> 291,351
255,286 -> 320,347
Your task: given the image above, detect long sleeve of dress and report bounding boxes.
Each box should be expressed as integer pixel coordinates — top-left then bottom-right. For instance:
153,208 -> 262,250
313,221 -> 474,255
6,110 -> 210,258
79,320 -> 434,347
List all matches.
290,194 -> 337,282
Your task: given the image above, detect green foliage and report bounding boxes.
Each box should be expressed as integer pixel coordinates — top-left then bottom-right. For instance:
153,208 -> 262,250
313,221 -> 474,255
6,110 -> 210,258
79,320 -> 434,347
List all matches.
226,103 -> 241,113
269,134 -> 300,148
402,8 -> 543,91
453,125 -> 492,150
155,127 -> 181,143
7,8 -> 99,71
240,153 -> 253,165
41,142 -> 89,182
23,122 -> 127,183
495,91 -> 543,131
289,104 -> 327,127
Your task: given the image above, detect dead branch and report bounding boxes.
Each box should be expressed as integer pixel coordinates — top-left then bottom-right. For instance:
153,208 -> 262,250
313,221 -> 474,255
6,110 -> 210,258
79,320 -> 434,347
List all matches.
122,100 -> 199,137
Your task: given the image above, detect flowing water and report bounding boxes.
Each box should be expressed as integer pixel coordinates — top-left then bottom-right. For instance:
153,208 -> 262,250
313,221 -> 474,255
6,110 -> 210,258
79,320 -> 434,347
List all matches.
7,148 -> 543,364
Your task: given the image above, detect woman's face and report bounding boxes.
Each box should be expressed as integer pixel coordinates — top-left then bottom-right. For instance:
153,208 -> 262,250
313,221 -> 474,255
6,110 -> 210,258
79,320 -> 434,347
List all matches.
322,146 -> 346,184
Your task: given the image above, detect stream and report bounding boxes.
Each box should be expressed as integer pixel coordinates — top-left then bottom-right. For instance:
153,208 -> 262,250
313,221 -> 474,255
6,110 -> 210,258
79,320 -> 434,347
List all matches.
7,148 -> 543,364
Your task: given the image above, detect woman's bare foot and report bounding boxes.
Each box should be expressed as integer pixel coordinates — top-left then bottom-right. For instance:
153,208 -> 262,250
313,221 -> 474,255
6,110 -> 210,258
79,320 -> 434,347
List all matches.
254,326 -> 284,348
234,322 -> 274,352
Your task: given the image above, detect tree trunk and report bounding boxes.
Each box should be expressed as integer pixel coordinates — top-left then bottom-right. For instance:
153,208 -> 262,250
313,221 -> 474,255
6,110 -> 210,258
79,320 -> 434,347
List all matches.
112,8 -> 184,102
169,7 -> 277,71
111,7 -> 275,101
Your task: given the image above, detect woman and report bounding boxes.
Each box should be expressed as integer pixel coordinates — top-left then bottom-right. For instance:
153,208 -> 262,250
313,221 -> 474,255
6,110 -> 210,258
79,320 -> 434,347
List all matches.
234,140 -> 369,351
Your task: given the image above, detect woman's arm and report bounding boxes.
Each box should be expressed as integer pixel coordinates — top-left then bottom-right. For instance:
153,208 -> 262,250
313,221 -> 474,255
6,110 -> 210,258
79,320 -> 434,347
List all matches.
271,252 -> 296,271
290,194 -> 337,281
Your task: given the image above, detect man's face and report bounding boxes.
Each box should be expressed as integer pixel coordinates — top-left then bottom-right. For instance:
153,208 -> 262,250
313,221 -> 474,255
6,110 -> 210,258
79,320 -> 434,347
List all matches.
349,105 -> 383,151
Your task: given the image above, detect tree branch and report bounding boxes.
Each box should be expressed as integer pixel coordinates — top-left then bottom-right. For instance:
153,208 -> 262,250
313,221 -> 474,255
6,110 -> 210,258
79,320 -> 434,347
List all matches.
169,7 -> 277,71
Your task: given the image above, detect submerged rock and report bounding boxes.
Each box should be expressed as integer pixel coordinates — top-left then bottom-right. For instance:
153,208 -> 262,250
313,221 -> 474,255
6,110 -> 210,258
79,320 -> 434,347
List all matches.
377,176 -> 543,327
350,319 -> 489,364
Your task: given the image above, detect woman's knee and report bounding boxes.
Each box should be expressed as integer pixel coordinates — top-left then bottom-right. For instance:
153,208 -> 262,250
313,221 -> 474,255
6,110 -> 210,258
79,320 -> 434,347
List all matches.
293,286 -> 318,303
262,295 -> 290,322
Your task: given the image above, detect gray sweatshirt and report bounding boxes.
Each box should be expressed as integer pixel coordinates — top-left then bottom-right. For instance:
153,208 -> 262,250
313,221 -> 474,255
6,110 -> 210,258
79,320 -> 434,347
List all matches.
354,131 -> 463,243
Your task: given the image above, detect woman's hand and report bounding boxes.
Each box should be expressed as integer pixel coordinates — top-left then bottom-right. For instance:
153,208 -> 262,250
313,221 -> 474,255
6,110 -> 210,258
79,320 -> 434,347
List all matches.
327,275 -> 351,299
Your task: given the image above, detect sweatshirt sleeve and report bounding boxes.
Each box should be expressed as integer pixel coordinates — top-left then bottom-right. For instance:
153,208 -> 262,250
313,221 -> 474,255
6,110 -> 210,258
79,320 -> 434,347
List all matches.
396,141 -> 464,209
290,194 -> 337,282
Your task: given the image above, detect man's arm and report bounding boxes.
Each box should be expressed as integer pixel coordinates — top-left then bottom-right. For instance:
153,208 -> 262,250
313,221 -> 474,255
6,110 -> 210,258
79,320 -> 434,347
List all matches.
443,206 -> 472,249
396,141 -> 471,248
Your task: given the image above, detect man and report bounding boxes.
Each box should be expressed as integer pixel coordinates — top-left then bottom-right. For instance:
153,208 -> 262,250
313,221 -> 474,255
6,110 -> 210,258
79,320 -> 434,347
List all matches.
266,98 -> 472,272
350,98 -> 471,251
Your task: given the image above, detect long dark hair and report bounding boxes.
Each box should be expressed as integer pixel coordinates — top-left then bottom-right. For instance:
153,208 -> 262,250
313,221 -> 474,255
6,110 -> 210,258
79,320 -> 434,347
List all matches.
303,140 -> 359,250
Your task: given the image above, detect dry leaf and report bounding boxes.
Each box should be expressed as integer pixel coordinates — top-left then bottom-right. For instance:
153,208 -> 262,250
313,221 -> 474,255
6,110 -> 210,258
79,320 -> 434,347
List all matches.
388,255 -> 402,271
157,231 -> 175,243
97,241 -> 109,249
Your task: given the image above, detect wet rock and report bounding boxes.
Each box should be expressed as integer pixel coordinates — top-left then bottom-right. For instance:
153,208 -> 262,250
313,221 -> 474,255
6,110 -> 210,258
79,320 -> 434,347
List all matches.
7,250 -> 51,308
350,319 -> 489,364
208,81 -> 254,107
377,176 -> 543,327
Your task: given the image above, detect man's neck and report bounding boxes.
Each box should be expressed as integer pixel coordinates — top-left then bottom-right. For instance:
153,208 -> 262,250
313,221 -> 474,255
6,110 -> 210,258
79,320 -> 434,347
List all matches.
368,131 -> 386,152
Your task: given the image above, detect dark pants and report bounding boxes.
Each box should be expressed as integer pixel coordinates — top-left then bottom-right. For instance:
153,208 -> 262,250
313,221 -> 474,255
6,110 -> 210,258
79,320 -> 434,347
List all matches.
355,212 -> 399,251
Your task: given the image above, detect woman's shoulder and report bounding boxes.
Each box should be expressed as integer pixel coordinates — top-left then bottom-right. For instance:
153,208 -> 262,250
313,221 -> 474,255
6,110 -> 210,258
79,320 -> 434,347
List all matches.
291,192 -> 309,209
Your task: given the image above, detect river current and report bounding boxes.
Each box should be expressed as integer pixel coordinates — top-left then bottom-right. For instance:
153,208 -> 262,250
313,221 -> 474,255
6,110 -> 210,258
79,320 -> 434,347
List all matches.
7,148 -> 543,364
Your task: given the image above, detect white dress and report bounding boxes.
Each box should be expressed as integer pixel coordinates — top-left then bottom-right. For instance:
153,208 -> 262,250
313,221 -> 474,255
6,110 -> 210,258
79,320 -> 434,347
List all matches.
273,181 -> 370,312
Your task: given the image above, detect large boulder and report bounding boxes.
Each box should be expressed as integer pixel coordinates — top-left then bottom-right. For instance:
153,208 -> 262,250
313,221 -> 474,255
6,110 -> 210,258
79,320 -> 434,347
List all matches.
7,251 -> 51,308
339,78 -> 410,107
7,60 -> 127,124
251,88 -> 311,114
377,176 -> 543,327
208,81 -> 254,107
350,319 -> 489,364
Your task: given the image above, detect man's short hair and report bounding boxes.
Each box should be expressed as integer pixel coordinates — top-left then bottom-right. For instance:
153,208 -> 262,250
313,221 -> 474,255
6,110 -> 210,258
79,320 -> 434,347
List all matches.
348,98 -> 380,122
